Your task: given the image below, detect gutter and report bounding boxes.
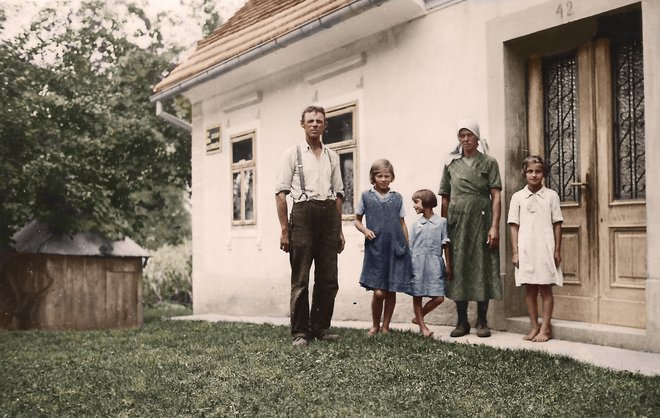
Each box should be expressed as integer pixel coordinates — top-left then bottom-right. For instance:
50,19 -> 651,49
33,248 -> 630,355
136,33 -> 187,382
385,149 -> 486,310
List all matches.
150,0 -> 386,117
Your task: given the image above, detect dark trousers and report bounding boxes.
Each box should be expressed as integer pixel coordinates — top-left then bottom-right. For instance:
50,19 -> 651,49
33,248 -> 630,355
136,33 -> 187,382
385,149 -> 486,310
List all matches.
289,200 -> 340,339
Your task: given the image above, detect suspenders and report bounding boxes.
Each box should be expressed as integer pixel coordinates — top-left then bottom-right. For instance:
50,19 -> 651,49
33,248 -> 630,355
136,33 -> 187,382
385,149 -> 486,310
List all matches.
296,145 -> 309,202
296,145 -> 333,202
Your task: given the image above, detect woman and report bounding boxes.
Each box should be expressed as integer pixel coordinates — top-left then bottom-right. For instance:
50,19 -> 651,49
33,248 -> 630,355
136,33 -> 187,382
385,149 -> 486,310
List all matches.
439,119 -> 502,338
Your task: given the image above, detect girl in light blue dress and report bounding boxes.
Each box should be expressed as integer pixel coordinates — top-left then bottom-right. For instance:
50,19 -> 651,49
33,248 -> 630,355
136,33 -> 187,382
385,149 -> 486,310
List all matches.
408,189 -> 452,337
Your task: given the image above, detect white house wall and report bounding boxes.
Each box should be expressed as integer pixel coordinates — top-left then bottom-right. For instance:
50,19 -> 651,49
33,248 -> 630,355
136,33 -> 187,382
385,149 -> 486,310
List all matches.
183,0 -> 660,351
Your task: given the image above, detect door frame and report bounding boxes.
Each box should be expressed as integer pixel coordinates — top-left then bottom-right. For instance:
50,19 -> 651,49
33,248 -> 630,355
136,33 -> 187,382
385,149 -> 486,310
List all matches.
485,0 -> 660,352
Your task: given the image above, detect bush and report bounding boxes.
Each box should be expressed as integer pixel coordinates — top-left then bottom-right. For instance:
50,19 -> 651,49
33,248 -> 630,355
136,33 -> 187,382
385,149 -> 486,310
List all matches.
143,240 -> 192,306
142,302 -> 192,323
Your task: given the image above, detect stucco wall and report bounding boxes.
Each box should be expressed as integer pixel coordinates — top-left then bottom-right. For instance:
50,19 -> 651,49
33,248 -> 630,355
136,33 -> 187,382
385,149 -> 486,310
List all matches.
186,0 -> 537,325
182,0 -> 659,350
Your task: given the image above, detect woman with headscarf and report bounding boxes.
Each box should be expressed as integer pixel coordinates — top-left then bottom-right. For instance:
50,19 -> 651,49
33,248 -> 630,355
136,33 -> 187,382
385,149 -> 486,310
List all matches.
439,119 -> 502,337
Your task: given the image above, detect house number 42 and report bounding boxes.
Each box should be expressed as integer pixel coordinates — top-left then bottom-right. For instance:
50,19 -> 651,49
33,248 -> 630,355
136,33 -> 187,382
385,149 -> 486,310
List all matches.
556,1 -> 574,19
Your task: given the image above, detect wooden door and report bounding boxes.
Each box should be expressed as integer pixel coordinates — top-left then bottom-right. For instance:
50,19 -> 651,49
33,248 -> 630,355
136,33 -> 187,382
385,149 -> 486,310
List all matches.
528,46 -> 598,323
594,39 -> 647,328
527,34 -> 646,328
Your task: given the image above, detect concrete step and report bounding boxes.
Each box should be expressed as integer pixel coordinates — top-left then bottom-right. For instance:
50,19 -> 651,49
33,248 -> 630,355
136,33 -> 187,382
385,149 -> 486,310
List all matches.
505,316 -> 648,352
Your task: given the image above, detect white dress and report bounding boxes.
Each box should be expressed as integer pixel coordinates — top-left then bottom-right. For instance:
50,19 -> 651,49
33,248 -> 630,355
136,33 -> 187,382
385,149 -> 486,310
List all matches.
507,186 -> 564,287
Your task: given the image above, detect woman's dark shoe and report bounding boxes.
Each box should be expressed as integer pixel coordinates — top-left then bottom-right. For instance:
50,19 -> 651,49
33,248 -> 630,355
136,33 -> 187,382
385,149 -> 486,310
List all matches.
476,300 -> 491,337
450,322 -> 470,337
476,321 -> 491,338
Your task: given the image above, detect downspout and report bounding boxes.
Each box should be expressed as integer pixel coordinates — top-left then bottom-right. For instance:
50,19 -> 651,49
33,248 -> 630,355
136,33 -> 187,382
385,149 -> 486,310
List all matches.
155,101 -> 192,133
150,0 -> 386,127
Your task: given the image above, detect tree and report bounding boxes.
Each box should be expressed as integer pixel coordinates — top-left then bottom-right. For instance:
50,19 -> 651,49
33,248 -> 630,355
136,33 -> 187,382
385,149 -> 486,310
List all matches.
186,0 -> 223,37
0,9 -> 51,248
0,0 -> 216,250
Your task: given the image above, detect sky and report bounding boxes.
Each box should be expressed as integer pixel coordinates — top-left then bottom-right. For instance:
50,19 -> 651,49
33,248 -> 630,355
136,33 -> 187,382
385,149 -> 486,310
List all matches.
0,0 -> 246,47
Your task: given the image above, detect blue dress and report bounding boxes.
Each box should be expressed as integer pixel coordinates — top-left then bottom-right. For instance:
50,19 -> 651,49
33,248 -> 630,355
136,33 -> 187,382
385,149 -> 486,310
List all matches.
408,214 -> 449,297
358,190 -> 412,293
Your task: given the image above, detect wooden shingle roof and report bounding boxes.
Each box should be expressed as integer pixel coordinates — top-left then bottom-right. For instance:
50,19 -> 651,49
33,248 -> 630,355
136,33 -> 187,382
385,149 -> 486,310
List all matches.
12,220 -> 149,257
153,0 -> 354,94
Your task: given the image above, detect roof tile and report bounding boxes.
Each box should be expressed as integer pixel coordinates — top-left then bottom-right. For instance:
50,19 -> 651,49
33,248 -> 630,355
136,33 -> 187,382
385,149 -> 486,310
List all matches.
154,0 -> 354,94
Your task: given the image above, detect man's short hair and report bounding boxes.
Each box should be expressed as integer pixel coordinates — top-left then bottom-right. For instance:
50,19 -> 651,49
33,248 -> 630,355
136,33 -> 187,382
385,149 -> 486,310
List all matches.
300,105 -> 326,123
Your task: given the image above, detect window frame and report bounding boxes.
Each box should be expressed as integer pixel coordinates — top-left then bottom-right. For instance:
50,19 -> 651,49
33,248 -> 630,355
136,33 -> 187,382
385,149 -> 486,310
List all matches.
230,130 -> 256,226
323,103 -> 358,220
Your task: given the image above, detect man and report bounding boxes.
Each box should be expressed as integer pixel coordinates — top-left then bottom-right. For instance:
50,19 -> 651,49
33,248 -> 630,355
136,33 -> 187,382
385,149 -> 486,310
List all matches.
275,105 -> 345,347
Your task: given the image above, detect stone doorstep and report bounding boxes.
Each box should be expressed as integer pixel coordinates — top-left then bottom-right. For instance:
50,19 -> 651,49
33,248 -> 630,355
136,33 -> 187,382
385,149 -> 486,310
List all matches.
505,316 -> 648,352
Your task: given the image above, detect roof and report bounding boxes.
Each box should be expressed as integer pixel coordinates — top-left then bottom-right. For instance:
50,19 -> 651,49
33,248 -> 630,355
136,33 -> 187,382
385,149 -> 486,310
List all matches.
11,220 -> 149,258
153,0 -> 354,94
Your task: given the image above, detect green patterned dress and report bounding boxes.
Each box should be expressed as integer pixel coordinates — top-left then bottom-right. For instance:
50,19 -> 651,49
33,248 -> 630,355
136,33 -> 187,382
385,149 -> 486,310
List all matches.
439,152 -> 502,301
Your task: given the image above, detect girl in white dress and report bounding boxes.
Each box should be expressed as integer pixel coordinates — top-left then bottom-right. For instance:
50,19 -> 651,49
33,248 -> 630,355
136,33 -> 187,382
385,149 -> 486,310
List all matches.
508,155 -> 563,342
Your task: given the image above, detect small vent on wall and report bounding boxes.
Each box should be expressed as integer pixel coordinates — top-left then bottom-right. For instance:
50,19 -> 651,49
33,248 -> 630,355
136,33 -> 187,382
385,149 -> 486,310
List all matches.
206,125 -> 221,153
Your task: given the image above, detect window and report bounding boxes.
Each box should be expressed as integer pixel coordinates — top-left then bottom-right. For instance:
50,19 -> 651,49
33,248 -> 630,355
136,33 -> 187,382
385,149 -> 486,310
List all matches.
231,132 -> 255,225
323,104 -> 357,218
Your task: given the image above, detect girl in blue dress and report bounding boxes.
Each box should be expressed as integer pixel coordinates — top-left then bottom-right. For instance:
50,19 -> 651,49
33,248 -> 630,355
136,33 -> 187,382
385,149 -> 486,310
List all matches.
355,159 -> 412,336
408,189 -> 452,337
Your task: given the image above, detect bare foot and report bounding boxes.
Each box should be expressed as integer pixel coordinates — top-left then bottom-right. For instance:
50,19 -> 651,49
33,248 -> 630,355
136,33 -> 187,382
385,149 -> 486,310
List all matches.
532,326 -> 552,342
421,327 -> 434,338
380,327 -> 390,335
412,317 -> 419,325
523,327 -> 541,341
367,327 -> 380,337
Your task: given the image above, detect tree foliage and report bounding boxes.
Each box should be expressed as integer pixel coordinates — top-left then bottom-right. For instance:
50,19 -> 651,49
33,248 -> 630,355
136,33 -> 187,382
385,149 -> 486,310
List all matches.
184,0 -> 223,37
0,0 -> 218,250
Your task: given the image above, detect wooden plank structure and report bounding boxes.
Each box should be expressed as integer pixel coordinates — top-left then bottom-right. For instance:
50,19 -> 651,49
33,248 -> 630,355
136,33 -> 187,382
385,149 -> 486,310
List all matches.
0,221 -> 148,331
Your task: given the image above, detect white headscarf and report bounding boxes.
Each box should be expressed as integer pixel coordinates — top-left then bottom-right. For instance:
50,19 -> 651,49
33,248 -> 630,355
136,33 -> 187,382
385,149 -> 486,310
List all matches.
445,118 -> 490,165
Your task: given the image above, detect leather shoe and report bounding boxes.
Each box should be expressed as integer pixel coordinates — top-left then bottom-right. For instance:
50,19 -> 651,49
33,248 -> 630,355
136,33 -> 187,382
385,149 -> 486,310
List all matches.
292,337 -> 309,347
316,333 -> 340,342
450,322 -> 470,337
476,323 -> 491,338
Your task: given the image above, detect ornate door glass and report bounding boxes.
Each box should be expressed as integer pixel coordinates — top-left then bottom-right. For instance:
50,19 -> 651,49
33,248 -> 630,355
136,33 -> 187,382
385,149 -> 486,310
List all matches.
543,52 -> 579,202
613,39 -> 645,200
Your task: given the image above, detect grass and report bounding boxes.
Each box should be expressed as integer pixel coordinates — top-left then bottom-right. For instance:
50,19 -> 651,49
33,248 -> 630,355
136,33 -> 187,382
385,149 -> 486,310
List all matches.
1,306 -> 659,417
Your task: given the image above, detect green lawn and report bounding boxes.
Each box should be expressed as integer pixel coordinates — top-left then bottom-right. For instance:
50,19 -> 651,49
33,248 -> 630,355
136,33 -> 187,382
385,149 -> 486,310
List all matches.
1,306 -> 659,417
